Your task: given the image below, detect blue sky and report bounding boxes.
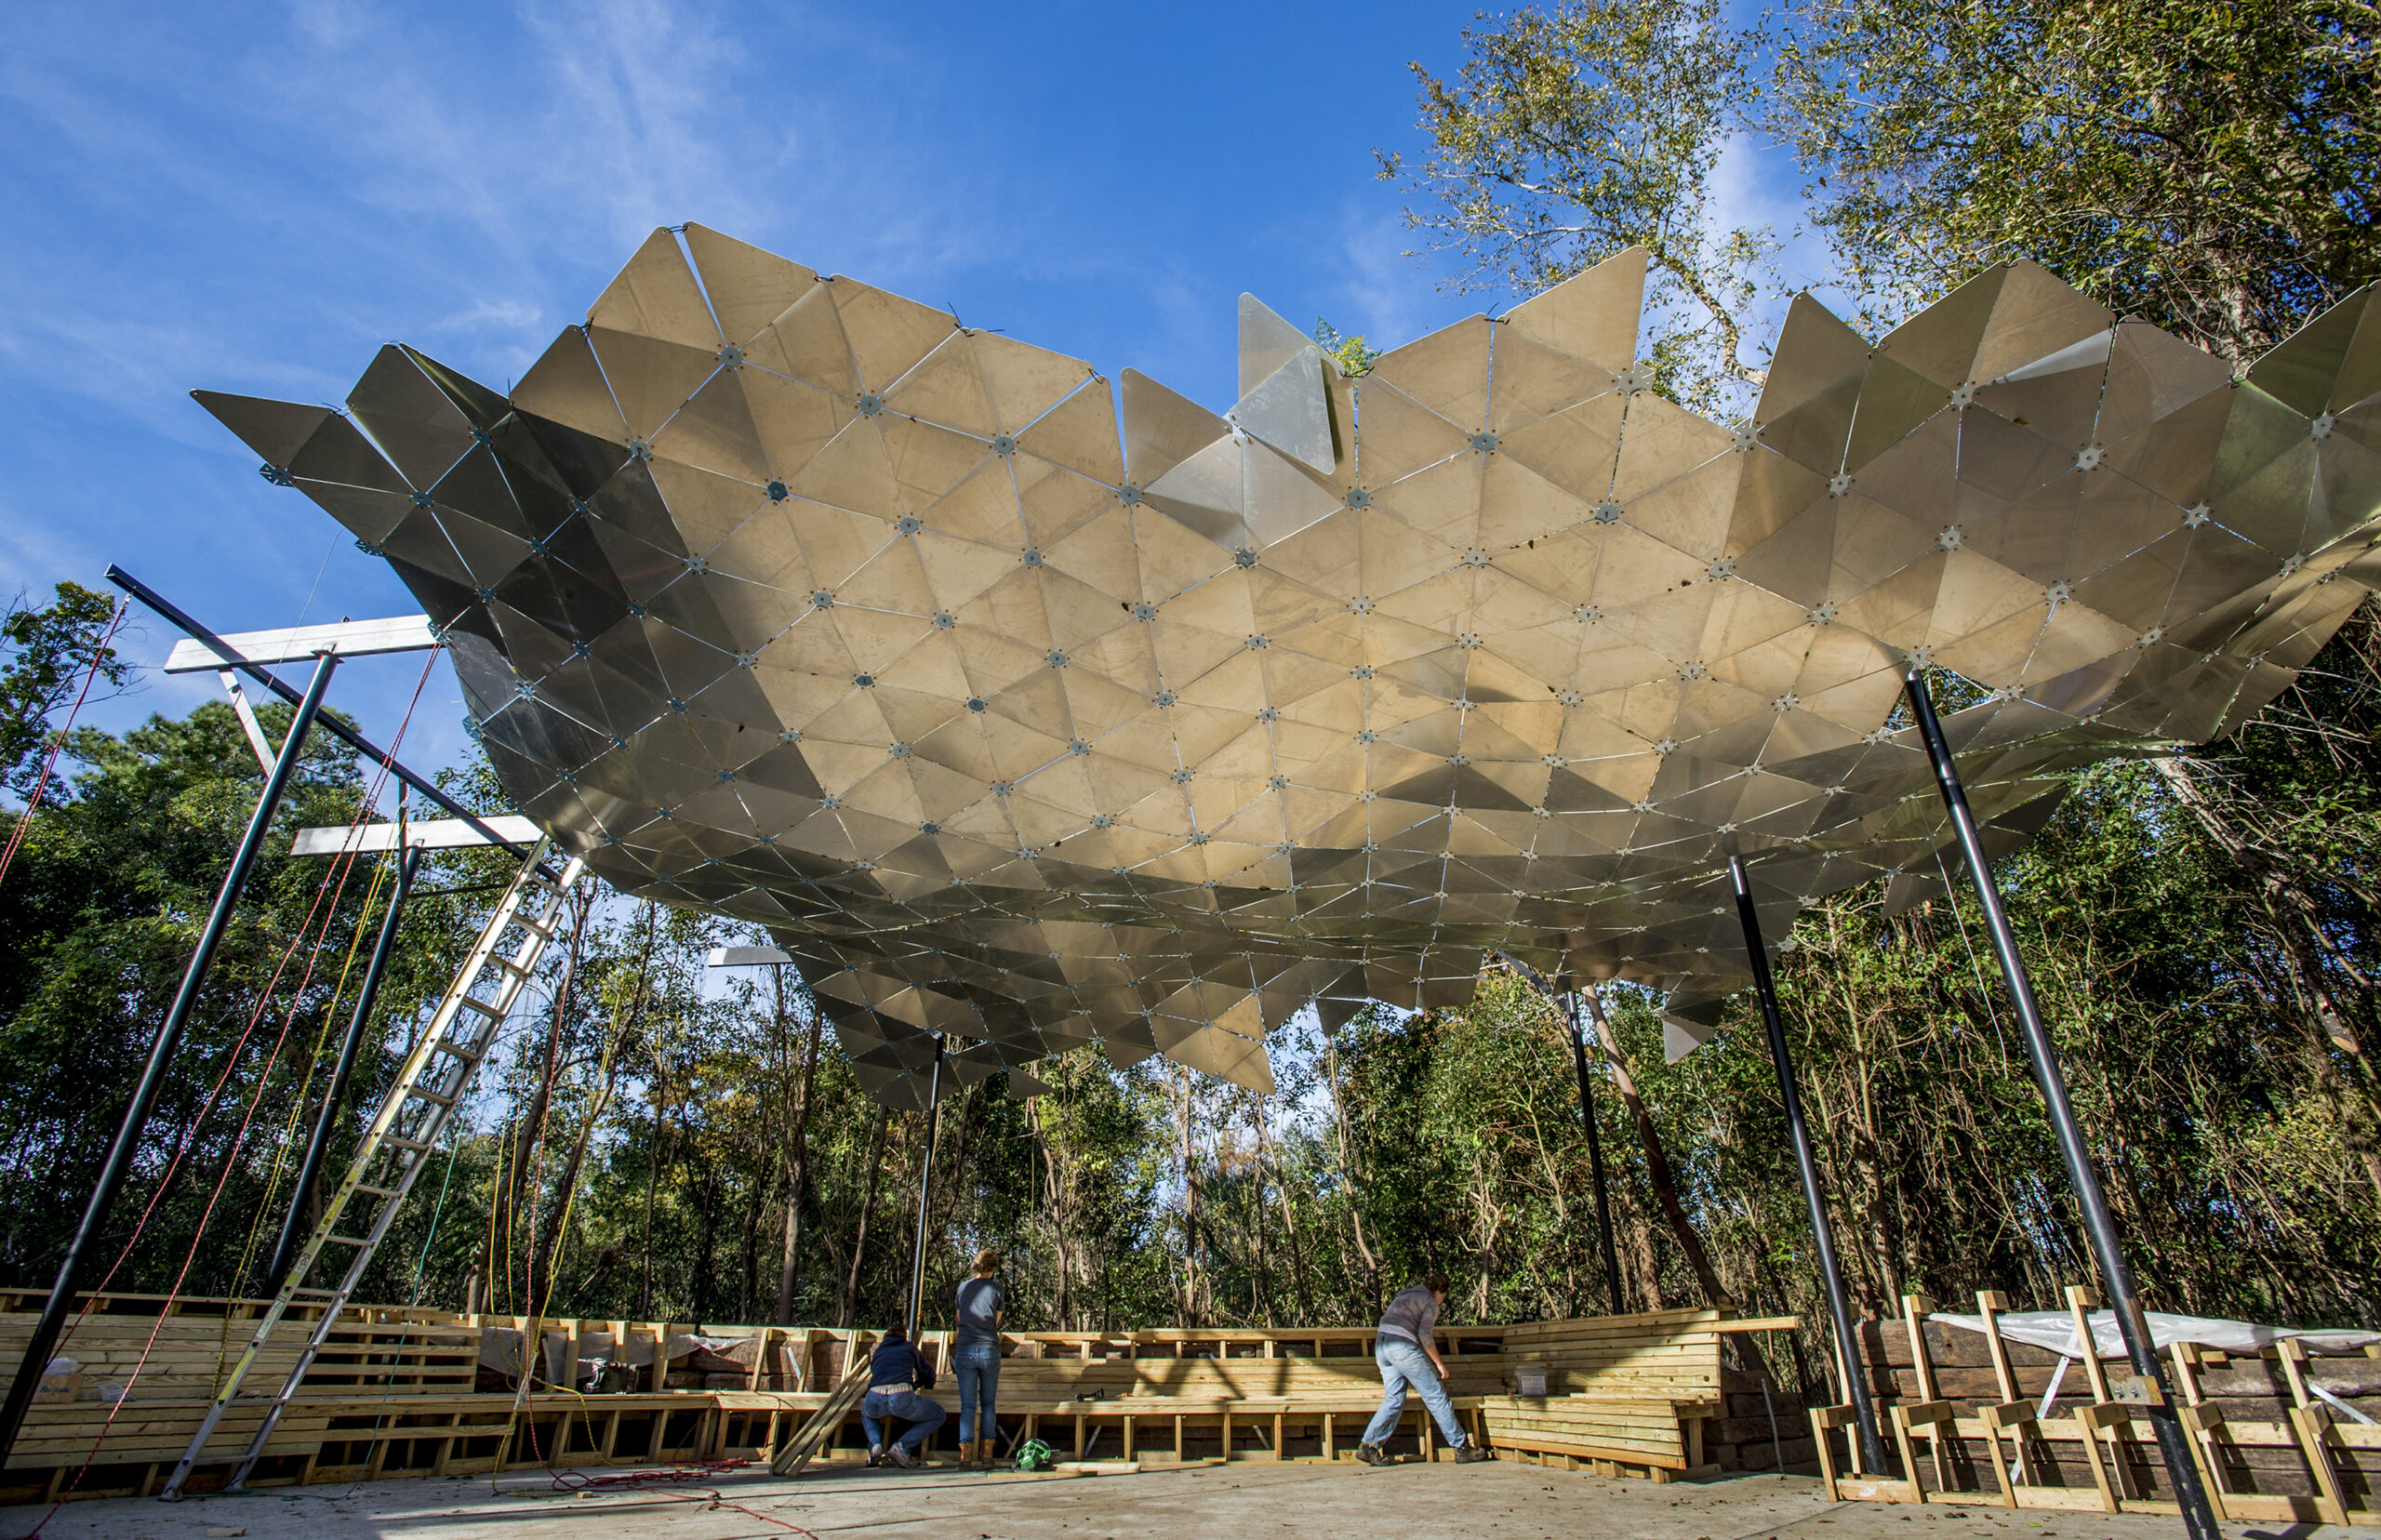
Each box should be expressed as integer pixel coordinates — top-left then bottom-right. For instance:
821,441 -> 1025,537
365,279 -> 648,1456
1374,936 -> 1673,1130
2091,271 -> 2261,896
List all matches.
2,0 -> 1810,780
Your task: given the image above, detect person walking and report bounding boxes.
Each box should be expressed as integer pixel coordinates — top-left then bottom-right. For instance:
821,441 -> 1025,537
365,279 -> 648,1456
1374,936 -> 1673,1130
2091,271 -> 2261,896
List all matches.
860,1323 -> 946,1467
952,1248 -> 1006,1467
1357,1273 -> 1492,1466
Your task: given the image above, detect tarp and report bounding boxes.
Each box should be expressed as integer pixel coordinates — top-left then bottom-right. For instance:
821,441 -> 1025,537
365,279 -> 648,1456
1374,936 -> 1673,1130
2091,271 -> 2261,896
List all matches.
1933,1308 -> 2381,1360
475,1326 -> 748,1382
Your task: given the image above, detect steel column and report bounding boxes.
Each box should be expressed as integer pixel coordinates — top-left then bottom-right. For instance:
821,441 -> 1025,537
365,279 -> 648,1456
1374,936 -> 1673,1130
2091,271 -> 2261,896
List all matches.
1727,852 -> 1890,1475
0,653 -> 339,1470
265,840 -> 419,1292
905,1036 -> 945,1338
1563,992 -> 1627,1315
1902,670 -> 2219,1540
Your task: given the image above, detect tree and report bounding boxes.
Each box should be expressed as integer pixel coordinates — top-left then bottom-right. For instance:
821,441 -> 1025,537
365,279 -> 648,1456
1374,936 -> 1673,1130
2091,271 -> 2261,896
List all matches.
1377,0 -> 1774,412
1,581 -> 128,796
1774,0 -> 2381,360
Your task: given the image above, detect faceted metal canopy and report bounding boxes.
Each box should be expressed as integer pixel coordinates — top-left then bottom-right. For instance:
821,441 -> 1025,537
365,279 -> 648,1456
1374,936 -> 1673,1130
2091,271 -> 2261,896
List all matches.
196,226 -> 2381,1104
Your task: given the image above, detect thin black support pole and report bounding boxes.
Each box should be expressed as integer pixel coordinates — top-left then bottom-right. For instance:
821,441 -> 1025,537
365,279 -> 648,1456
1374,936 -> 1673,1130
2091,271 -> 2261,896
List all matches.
0,653 -> 339,1472
1563,991 -> 1626,1315
1727,852 -> 1890,1476
905,1037 -> 945,1338
1902,670 -> 2220,1540
265,840 -> 419,1293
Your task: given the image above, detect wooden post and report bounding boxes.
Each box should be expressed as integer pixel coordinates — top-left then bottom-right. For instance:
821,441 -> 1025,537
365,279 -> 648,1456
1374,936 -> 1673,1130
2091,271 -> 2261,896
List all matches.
2074,1403 -> 2129,1513
1899,1294 -> 1953,1494
2277,1338 -> 2349,1527
1975,1292 -> 2040,1488
2168,1345 -> 2232,1524
1976,1402 -> 2034,1509
1808,1404 -> 1854,1501
749,1327 -> 774,1392
2063,1285 -> 2135,1501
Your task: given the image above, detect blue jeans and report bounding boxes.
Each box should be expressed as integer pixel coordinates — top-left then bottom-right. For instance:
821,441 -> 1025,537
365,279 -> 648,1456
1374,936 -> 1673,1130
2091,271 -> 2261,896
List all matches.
953,1341 -> 1002,1443
861,1387 -> 946,1453
1363,1337 -> 1467,1448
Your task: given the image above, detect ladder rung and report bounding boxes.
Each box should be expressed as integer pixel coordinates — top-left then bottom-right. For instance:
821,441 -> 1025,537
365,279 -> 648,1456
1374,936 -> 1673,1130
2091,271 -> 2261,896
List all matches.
291,1287 -> 339,1298
431,1037 -> 484,1061
381,1135 -> 431,1153
457,994 -> 506,1018
490,954 -> 537,977
353,1183 -> 399,1199
406,1086 -> 455,1109
327,1234 -> 372,1248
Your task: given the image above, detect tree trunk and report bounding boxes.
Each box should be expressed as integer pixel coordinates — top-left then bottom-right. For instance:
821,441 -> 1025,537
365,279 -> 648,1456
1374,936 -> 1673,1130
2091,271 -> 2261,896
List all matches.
1579,987 -> 1733,1308
2159,756 -> 2381,1199
1324,1038 -> 1382,1320
840,1107 -> 889,1328
505,885 -> 593,1307
1258,1097 -> 1313,1324
638,1046 -> 671,1321
1031,1095 -> 1075,1329
1177,1068 -> 1201,1326
773,990 -> 824,1326
531,904 -> 658,1308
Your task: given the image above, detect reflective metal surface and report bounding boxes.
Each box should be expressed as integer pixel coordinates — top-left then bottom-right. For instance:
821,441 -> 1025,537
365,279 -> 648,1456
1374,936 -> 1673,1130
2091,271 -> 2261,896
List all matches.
195,229 -> 2381,1101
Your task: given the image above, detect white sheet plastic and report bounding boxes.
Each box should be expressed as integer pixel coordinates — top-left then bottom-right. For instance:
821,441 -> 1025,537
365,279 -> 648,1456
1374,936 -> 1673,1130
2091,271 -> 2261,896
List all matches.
1932,1308 -> 2381,1360
475,1326 -> 745,1380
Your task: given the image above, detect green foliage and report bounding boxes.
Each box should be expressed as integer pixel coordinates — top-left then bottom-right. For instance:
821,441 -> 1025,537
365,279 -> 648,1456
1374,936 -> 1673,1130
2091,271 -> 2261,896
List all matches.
1774,0 -> 2381,355
0,580 -> 128,795
1311,319 -> 1382,377
1376,0 -> 1775,412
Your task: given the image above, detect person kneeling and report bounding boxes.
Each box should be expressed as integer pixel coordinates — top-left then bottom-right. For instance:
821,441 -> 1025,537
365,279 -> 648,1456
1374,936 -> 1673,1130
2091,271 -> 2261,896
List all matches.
1357,1273 -> 1493,1466
861,1324 -> 946,1468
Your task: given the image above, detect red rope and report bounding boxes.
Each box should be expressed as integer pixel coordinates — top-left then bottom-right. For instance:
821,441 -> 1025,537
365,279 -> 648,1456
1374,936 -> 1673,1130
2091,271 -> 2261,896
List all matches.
543,1458 -> 821,1535
0,599 -> 126,887
76,649 -> 437,1308
28,649 -> 439,1530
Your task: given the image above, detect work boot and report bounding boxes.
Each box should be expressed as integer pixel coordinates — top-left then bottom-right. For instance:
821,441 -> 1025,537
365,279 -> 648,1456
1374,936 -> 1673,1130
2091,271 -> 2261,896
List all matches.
889,1442 -> 916,1467
1455,1443 -> 1494,1464
868,1443 -> 887,1467
1356,1440 -> 1390,1466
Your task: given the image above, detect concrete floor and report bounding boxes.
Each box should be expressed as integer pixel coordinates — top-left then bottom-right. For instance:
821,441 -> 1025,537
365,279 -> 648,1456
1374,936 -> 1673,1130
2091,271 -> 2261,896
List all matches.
0,1460 -> 2348,1540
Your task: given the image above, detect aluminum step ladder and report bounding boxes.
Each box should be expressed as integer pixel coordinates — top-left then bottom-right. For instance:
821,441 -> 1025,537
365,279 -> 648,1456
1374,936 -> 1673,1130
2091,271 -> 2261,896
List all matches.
160,839 -> 588,1498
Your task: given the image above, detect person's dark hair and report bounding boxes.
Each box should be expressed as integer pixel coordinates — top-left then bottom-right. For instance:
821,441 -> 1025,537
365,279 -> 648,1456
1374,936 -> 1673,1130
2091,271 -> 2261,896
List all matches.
1426,1272 -> 1448,1294
884,1324 -> 907,1341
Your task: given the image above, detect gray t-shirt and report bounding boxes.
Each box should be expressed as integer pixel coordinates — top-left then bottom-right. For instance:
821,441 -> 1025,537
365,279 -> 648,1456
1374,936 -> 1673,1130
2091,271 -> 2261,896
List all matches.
955,1276 -> 1005,1348
1376,1285 -> 1442,1347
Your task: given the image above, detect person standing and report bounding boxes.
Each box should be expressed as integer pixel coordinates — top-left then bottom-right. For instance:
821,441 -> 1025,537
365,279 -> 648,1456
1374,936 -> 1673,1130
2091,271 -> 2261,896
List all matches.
1357,1273 -> 1492,1465
952,1248 -> 1006,1467
860,1323 -> 946,1467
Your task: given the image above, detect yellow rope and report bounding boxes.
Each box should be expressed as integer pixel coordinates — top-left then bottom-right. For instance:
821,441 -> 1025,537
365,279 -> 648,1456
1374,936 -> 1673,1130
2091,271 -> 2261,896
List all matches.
212,851 -> 396,1379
